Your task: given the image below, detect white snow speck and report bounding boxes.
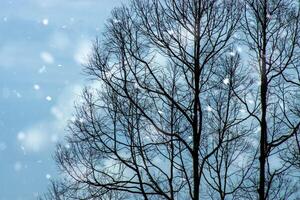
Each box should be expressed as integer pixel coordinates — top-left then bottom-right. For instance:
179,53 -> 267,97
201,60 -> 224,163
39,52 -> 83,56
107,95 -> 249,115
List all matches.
40,52 -> 54,64
113,19 -> 121,24
3,17 -> 7,22
223,78 -> 230,85
46,96 -> 52,101
158,110 -> 163,115
134,82 -> 139,89
248,99 -> 254,104
13,90 -> 22,98
46,174 -> 51,179
42,18 -> 48,26
206,106 -> 213,112
38,66 -> 46,74
228,51 -> 235,56
33,84 -> 40,90
17,132 -> 26,140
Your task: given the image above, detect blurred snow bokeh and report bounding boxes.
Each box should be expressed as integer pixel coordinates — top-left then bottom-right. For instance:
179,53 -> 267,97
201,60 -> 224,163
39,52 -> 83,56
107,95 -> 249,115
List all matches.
17,85 -> 82,152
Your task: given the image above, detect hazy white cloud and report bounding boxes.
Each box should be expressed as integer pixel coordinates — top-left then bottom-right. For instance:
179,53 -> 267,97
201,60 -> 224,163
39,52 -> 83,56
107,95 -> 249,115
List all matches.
0,43 -> 40,69
17,129 -> 48,152
14,161 -> 24,172
17,84 -> 83,153
49,32 -> 70,50
74,40 -> 92,65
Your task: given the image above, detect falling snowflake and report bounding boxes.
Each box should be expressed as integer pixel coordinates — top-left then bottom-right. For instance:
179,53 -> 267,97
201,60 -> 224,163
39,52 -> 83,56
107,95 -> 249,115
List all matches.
78,118 -> 84,123
40,51 -> 54,64
113,19 -> 121,24
46,96 -> 52,101
248,99 -> 254,104
13,90 -> 22,98
42,18 -> 49,26
46,174 -> 51,179
33,84 -> 40,90
228,51 -> 235,57
223,78 -> 230,85
206,106 -> 213,112
17,132 -> 26,140
38,66 -> 47,74
134,82 -> 139,89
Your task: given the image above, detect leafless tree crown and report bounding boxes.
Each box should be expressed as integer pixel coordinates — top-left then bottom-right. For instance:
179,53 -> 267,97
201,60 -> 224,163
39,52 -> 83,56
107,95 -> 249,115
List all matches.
41,0 -> 300,200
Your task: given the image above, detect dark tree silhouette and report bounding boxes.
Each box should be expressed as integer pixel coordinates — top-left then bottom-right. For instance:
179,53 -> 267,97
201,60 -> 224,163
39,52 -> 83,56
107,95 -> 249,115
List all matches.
201,54 -> 256,200
41,0 -> 300,200
240,0 -> 300,199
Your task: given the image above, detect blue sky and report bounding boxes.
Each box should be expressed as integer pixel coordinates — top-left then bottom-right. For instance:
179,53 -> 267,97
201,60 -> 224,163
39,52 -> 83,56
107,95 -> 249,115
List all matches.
0,1 -> 125,199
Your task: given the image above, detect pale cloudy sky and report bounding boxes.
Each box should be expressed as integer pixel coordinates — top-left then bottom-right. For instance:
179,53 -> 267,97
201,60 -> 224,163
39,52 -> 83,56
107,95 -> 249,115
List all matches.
0,0 -> 125,199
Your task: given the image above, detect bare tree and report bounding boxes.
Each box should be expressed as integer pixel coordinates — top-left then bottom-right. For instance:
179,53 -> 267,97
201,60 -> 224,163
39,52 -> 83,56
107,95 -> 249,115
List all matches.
40,0 -> 247,199
241,0 -> 300,199
202,54 -> 256,200
41,0 -> 300,200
